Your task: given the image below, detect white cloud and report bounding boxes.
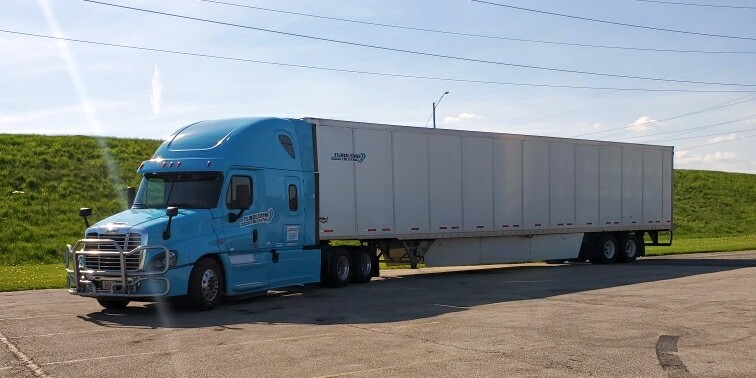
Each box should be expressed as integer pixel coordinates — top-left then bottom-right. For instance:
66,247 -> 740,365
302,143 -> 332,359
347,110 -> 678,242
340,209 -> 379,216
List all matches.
577,122 -> 601,129
150,65 -> 162,116
628,115 -> 659,132
675,150 -> 735,164
707,133 -> 737,143
443,112 -> 483,124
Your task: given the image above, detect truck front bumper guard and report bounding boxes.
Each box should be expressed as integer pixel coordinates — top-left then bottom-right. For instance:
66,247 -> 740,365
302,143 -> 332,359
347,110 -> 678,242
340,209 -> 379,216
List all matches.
65,239 -> 171,298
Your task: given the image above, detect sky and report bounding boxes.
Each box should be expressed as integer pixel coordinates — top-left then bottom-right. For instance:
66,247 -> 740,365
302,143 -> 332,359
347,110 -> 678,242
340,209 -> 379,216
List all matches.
1,0 -> 755,172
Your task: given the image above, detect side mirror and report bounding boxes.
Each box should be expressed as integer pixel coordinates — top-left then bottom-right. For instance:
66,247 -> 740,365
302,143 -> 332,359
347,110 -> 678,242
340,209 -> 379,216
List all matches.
163,206 -> 178,240
79,208 -> 92,228
126,187 -> 136,208
166,207 -> 179,217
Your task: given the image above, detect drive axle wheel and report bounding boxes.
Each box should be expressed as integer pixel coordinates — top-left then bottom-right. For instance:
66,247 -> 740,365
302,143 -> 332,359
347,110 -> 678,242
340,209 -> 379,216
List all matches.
350,248 -> 374,284
326,249 -> 352,287
188,258 -> 224,310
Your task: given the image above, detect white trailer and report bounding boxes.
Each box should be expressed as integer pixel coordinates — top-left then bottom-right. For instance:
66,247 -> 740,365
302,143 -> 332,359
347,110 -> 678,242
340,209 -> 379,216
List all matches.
310,118 -> 673,267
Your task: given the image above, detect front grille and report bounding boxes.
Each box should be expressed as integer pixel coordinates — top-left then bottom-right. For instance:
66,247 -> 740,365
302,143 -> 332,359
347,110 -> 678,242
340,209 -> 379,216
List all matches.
83,233 -> 142,271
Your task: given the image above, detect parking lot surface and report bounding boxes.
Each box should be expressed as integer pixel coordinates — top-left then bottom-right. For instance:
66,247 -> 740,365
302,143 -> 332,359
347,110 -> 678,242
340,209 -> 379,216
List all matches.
1,251 -> 754,377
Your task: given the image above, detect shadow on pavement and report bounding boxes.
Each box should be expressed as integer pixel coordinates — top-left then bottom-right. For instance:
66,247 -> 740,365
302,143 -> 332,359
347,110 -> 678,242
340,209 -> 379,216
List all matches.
78,257 -> 754,329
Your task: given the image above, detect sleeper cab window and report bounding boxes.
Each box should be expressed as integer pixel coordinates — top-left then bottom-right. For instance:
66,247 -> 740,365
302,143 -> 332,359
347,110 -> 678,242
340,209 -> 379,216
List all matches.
226,176 -> 252,209
288,184 -> 298,212
278,134 -> 295,159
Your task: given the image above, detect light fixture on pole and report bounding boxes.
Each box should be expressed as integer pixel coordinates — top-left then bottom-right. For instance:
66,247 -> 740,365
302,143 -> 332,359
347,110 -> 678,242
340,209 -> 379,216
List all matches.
432,91 -> 449,129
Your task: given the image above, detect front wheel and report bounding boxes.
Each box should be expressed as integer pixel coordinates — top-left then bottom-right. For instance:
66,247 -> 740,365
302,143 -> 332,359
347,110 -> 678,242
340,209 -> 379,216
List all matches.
97,298 -> 130,310
187,258 -> 224,310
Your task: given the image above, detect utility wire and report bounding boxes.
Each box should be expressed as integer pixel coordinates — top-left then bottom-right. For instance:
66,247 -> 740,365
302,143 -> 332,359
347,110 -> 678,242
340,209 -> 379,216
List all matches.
572,94 -> 756,137
188,0 -> 756,55
621,114 -> 756,141
78,0 -> 756,88
629,0 -> 756,10
469,0 -> 756,41
6,29 -> 752,94
646,128 -> 756,143
677,133 -> 756,150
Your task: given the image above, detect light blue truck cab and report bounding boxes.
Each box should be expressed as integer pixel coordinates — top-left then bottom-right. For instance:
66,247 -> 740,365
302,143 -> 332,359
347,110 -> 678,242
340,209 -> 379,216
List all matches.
65,117 -> 377,310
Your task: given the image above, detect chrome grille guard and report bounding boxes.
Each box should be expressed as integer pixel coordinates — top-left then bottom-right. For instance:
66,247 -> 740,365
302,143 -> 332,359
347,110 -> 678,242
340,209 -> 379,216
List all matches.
65,238 -> 171,297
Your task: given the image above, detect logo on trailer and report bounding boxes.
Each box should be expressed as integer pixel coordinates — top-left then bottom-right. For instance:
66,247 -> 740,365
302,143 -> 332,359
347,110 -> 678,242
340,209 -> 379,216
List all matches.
331,152 -> 366,163
240,208 -> 274,227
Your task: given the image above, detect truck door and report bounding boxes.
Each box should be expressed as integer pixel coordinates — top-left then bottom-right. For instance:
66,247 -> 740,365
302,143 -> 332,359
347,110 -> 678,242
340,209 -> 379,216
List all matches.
268,176 -> 320,287
220,170 -> 270,292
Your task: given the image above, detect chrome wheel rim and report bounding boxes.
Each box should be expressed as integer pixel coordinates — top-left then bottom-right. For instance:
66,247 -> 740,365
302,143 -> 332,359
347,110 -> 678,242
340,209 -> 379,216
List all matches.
337,255 -> 350,281
603,240 -> 616,259
201,269 -> 219,302
624,239 -> 637,258
360,253 -> 372,276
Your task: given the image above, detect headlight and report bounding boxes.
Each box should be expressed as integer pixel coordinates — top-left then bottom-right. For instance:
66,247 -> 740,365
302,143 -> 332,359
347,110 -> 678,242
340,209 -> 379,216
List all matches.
78,255 -> 86,269
150,250 -> 178,270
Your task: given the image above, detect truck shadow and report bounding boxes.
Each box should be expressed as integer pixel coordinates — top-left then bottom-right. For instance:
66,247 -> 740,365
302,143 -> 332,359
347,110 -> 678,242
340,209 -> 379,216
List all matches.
78,257 -> 755,329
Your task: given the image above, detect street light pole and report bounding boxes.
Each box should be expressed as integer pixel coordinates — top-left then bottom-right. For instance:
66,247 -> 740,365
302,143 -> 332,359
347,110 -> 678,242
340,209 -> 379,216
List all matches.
432,91 -> 449,129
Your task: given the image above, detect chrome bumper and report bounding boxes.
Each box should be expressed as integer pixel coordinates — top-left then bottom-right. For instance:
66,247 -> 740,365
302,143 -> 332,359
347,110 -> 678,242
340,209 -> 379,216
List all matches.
65,239 -> 171,298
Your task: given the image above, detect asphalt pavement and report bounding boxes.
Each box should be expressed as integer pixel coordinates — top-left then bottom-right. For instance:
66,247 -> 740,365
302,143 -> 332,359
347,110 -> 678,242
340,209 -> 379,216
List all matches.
1,251 -> 754,377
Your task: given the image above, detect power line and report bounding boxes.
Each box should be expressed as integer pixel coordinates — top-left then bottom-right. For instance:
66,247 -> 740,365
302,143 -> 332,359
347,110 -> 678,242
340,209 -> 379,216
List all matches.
646,128 -> 756,143
78,0 -> 756,88
629,0 -> 756,10
468,0 -> 756,41
6,29 -> 752,94
189,0 -> 756,55
621,114 -> 756,141
677,133 -> 756,150
572,94 -> 756,137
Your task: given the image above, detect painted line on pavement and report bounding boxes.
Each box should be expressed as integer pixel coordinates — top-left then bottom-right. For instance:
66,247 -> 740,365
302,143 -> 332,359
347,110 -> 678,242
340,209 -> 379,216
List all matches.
0,330 -> 48,377
432,303 -> 470,309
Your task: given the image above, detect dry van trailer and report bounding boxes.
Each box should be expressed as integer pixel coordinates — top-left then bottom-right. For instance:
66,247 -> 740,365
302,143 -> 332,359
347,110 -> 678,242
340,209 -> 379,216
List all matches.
310,118 -> 673,267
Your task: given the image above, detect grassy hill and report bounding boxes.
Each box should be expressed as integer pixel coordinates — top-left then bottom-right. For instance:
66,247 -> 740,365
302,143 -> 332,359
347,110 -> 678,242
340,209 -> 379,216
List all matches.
0,134 -> 754,266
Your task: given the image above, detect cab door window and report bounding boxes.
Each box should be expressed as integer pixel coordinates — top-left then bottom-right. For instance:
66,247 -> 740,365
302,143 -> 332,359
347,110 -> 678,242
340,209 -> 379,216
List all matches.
226,176 -> 252,209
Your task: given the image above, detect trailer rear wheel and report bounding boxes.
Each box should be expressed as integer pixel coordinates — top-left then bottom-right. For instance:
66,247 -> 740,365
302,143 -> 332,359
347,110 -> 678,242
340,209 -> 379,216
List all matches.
618,234 -> 639,263
589,234 -> 619,264
326,249 -> 352,287
187,258 -> 223,310
350,248 -> 374,284
96,298 -> 129,310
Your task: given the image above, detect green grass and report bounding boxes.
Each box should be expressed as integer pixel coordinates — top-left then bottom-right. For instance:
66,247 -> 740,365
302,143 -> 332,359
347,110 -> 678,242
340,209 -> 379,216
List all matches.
0,264 -> 66,292
0,134 -> 160,265
647,234 -> 756,256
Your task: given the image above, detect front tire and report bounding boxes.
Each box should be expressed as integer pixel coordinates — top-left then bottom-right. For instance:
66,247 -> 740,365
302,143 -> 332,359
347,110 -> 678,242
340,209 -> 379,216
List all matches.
187,258 -> 223,310
97,298 -> 129,310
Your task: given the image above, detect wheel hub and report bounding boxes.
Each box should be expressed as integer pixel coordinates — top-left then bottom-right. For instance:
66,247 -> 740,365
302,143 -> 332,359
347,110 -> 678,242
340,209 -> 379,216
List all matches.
201,269 -> 219,302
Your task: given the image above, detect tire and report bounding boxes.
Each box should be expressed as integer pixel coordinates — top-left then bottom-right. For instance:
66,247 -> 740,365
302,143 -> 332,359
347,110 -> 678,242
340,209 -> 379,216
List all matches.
96,298 -> 129,310
589,234 -> 619,264
350,248 -> 374,284
326,249 -> 352,288
187,258 -> 223,310
618,234 -> 639,263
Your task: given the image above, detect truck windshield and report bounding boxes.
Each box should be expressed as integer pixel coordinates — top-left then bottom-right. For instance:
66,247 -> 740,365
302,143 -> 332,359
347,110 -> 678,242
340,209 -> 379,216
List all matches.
132,172 -> 224,209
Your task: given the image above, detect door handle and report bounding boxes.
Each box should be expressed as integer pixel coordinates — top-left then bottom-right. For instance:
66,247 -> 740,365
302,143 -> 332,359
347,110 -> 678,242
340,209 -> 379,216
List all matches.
270,249 -> 279,263
252,229 -> 258,243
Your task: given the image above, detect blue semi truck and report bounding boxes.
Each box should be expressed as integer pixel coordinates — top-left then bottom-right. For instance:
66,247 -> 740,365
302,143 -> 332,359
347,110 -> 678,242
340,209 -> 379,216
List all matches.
66,117 -> 673,310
